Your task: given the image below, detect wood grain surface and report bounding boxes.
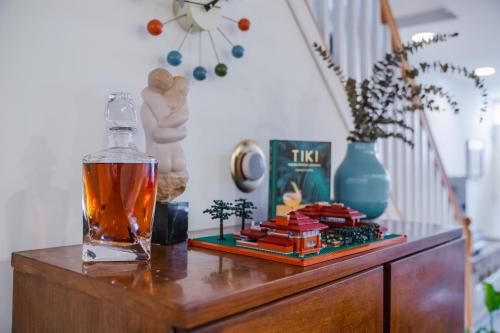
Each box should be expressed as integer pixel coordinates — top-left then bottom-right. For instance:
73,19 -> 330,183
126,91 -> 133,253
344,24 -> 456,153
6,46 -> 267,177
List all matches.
11,221 -> 463,331
192,267 -> 384,333
389,239 -> 465,333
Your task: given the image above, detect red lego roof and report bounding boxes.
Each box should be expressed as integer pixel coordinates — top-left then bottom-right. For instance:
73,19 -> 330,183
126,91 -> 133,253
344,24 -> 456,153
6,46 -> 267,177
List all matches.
240,229 -> 267,239
258,234 -> 294,247
261,212 -> 328,233
297,203 -> 366,220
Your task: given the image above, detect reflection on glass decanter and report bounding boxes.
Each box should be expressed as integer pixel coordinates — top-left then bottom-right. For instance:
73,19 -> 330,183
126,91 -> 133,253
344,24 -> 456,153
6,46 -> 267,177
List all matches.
82,92 -> 158,262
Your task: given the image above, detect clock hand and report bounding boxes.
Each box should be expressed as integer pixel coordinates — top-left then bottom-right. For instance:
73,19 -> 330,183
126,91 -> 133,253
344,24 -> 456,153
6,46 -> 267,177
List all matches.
204,0 -> 220,11
179,0 -> 221,9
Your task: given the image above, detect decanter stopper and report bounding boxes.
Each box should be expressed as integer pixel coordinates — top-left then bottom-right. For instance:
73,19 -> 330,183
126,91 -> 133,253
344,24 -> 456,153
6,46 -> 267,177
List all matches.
105,92 -> 137,130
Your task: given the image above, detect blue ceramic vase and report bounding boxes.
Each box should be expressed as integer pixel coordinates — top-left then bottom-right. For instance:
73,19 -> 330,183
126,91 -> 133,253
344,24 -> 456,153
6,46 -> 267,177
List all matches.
334,142 -> 390,220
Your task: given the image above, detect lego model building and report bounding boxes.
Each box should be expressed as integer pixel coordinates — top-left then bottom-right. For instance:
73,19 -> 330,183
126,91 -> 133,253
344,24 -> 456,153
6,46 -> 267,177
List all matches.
297,202 -> 365,225
236,212 -> 328,257
297,203 -> 385,245
192,201 -> 406,267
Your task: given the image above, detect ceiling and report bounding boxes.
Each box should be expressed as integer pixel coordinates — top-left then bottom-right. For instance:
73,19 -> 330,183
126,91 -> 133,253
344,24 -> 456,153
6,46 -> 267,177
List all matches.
389,0 -> 500,100
391,0 -> 444,20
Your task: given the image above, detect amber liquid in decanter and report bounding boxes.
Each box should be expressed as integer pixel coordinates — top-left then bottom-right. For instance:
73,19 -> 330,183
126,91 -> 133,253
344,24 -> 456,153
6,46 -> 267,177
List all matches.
82,92 -> 158,262
82,162 -> 157,243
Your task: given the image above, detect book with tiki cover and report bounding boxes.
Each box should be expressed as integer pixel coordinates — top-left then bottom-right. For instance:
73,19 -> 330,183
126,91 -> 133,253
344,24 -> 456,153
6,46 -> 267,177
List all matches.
268,140 -> 332,218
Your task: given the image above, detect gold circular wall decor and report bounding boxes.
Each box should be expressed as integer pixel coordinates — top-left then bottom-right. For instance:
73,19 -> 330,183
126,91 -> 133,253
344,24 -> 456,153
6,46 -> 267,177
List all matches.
230,140 -> 266,192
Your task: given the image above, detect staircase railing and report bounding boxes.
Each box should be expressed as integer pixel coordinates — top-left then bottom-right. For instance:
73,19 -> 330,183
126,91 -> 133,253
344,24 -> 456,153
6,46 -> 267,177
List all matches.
307,0 -> 473,328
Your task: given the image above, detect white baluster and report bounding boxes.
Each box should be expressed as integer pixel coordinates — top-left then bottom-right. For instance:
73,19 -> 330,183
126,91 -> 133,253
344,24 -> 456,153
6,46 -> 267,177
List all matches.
326,0 -> 334,50
442,186 -> 448,224
421,128 -> 428,223
436,170 -> 443,224
390,109 -> 398,202
312,0 -> 333,43
390,107 -> 397,214
433,157 -> 441,224
359,0 -> 374,80
384,25 -> 393,187
427,147 -> 435,223
346,0 -> 361,81
413,112 -> 422,222
371,0 -> 383,63
383,24 -> 392,54
393,105 -> 403,211
332,0 -> 348,72
448,199 -> 454,225
401,111 -> 409,221
408,113 -> 415,222
311,0 -> 323,36
399,104 -> 407,218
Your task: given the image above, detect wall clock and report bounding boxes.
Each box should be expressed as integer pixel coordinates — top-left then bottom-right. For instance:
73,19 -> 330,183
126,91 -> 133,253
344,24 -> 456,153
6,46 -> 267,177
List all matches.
146,0 -> 250,81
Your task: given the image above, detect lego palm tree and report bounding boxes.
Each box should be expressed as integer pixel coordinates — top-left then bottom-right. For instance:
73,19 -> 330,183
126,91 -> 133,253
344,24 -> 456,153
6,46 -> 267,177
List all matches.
233,198 -> 257,231
203,200 -> 234,241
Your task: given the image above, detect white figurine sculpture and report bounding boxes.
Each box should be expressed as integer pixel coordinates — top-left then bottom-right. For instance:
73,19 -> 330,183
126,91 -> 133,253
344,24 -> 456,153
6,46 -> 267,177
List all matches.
141,68 -> 189,202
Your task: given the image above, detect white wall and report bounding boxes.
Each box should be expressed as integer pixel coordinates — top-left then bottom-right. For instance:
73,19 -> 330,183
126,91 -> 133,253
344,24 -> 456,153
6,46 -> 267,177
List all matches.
0,0 -> 348,330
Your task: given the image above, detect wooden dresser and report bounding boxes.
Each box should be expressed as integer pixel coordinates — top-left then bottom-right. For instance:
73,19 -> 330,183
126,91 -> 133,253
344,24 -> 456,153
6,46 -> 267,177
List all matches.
11,221 -> 464,333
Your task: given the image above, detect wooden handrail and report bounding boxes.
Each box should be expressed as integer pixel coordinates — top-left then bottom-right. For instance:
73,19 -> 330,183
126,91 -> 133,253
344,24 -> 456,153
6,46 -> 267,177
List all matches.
380,0 -> 472,328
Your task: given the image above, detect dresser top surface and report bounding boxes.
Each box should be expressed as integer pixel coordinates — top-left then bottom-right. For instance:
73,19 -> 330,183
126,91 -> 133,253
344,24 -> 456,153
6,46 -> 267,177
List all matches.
11,220 -> 462,329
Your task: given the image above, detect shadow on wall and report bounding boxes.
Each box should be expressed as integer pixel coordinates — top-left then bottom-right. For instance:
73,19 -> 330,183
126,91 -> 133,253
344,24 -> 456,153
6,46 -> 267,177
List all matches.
6,136 -> 70,253
0,260 -> 11,333
3,137 -> 71,330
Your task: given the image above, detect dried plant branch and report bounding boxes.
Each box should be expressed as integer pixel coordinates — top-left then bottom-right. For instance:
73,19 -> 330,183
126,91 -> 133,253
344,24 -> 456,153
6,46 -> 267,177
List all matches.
313,33 -> 488,146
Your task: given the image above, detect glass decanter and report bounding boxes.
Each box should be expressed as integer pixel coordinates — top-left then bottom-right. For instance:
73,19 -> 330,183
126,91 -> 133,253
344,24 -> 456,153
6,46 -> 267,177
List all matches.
82,92 -> 158,262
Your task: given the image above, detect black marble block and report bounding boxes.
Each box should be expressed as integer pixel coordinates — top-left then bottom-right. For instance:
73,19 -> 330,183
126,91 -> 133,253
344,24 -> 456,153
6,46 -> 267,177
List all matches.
151,202 -> 188,245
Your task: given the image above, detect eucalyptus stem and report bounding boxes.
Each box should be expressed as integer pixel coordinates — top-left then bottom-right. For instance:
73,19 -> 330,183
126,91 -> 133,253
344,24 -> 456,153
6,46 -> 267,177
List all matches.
313,33 -> 488,147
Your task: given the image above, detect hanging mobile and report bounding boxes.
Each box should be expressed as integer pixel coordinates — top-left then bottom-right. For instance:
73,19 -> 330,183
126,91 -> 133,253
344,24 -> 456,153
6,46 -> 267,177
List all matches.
146,0 -> 250,81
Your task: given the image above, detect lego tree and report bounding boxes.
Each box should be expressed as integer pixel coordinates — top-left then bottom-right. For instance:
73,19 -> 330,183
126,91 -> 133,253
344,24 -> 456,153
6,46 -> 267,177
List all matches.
203,200 -> 234,241
233,198 -> 257,231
